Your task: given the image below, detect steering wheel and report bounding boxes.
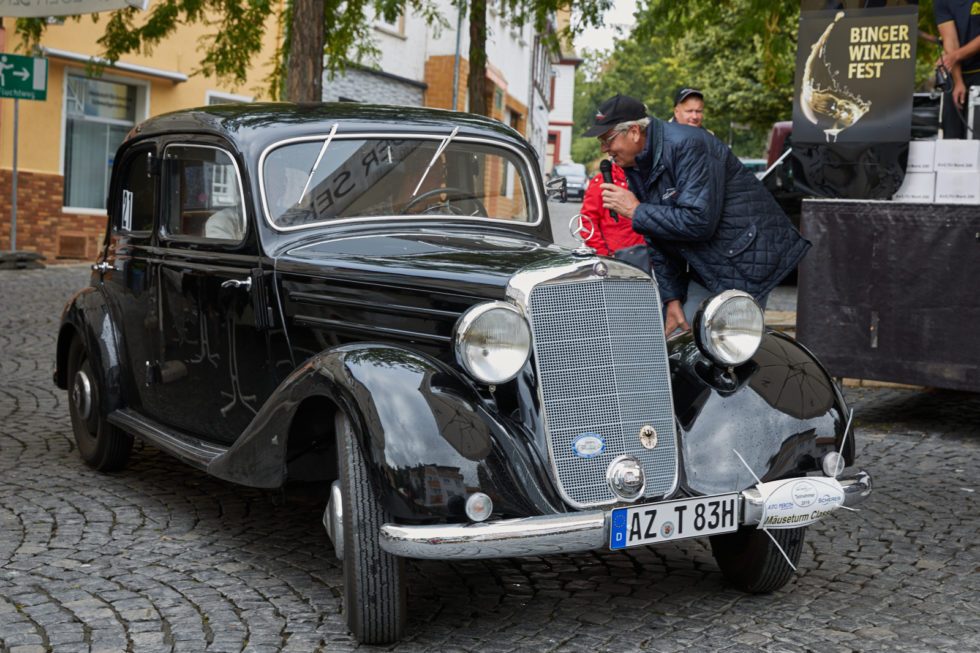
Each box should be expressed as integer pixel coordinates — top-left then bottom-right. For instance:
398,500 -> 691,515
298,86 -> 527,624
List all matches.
401,187 -> 487,217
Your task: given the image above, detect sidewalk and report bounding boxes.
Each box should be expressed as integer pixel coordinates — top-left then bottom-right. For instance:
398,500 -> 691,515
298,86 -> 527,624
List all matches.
764,284 -> 797,333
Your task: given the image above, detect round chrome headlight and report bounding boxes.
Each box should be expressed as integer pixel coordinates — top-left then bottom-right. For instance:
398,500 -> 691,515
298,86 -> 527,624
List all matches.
694,290 -> 764,367
454,301 -> 531,384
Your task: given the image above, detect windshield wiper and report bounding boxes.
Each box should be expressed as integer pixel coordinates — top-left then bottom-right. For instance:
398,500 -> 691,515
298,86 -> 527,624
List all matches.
299,122 -> 339,200
410,126 -> 459,198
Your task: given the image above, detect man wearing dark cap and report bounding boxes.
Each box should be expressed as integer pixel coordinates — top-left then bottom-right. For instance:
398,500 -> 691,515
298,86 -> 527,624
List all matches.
583,93 -> 810,336
672,87 -> 705,128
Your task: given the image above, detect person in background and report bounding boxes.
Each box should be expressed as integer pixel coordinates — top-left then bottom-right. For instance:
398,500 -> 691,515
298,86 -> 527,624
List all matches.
934,0 -> 980,139
583,93 -> 810,336
671,87 -> 705,128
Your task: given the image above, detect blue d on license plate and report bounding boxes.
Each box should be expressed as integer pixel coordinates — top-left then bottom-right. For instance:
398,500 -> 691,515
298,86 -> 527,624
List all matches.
609,493 -> 740,550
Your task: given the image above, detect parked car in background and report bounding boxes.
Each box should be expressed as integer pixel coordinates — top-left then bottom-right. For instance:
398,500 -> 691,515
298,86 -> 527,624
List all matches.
55,102 -> 872,645
738,157 -> 769,179
550,161 -> 588,199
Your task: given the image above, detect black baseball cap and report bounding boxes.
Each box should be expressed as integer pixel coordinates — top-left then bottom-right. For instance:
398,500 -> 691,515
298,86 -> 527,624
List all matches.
582,94 -> 647,137
674,87 -> 703,106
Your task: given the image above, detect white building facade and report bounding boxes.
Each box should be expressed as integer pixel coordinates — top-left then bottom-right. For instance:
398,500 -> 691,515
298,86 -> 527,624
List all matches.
546,53 -> 582,174
320,1 -> 561,173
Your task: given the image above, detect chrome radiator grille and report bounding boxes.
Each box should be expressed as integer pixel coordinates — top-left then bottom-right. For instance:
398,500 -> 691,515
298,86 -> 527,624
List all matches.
528,277 -> 677,508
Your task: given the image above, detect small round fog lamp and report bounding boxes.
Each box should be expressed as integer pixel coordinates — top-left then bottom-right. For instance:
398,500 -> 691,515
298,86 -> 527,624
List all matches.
465,493 -> 493,522
822,451 -> 845,478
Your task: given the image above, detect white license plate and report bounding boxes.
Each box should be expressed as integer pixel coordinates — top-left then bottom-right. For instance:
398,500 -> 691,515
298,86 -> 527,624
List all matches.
609,493 -> 740,549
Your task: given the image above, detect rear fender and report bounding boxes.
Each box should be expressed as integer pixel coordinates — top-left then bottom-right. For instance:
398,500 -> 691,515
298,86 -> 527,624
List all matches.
55,286 -> 125,415
668,331 -> 849,496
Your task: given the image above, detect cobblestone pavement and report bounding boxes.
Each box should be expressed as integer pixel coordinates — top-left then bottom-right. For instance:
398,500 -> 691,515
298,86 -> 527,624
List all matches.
1,265 -> 978,652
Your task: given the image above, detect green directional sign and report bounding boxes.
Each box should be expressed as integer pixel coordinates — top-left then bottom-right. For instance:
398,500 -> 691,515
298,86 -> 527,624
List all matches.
0,53 -> 47,101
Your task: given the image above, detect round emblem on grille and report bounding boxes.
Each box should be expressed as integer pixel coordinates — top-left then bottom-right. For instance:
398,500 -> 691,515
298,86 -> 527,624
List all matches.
639,424 -> 658,449
572,433 -> 605,458
593,261 -> 608,277
606,455 -> 646,501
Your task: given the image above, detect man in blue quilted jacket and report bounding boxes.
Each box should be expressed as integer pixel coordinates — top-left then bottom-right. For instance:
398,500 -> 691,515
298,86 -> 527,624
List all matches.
584,94 -> 810,336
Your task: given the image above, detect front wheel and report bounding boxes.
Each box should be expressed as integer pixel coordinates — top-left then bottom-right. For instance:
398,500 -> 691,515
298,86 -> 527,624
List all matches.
709,526 -> 805,593
67,338 -> 132,471
337,412 -> 406,643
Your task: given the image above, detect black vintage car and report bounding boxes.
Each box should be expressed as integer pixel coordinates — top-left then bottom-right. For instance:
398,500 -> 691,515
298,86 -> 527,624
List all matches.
55,103 -> 871,644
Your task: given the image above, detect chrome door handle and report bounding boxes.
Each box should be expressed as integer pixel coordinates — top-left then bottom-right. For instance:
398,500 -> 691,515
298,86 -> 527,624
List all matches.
221,277 -> 252,291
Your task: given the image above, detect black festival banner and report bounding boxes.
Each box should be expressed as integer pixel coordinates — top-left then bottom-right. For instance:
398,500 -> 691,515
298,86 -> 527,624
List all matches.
791,2 -> 919,199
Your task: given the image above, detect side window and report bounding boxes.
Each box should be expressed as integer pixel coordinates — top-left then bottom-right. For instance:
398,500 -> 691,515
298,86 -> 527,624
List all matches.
114,148 -> 156,234
163,144 -> 246,241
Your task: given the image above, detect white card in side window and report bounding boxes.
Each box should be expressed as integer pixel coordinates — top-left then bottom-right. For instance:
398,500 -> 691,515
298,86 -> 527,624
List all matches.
121,190 -> 133,231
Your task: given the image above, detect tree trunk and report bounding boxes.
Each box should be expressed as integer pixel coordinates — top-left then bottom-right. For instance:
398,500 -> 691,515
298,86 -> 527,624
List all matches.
467,0 -> 488,115
287,0 -> 325,102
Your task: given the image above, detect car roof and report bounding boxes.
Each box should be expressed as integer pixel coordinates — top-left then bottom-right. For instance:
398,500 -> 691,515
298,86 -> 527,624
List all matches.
125,102 -> 533,156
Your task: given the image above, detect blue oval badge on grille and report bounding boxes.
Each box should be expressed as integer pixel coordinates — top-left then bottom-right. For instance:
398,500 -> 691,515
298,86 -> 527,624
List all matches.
572,433 -> 605,458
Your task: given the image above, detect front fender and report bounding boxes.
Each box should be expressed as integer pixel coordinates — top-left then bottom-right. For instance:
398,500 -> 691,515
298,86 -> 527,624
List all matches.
208,344 -> 563,519
331,345 -> 560,521
669,330 -> 850,496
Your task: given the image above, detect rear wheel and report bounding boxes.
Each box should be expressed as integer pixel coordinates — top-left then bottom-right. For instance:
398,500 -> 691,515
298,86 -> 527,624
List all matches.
337,412 -> 406,643
709,526 -> 805,593
67,338 -> 132,471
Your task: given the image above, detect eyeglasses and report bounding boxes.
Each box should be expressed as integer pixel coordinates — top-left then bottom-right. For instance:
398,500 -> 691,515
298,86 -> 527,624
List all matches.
598,128 -> 627,148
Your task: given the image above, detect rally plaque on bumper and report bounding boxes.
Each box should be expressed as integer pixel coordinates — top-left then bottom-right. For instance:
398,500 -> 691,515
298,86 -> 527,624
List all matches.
609,493 -> 740,549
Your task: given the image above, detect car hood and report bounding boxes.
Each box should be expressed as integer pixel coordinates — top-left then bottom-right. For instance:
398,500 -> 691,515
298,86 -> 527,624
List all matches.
276,229 -> 567,299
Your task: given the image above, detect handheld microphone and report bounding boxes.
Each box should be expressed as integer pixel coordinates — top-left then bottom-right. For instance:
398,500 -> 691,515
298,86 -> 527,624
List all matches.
599,159 -> 619,222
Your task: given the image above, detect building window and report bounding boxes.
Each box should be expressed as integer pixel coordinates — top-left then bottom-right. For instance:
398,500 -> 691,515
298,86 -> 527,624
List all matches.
63,74 -> 141,210
374,5 -> 405,37
206,90 -> 254,104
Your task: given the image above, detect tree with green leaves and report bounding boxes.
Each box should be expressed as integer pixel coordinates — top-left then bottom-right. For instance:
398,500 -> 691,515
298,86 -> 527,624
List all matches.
15,0 -> 610,112
573,0 -> 942,161
14,0 -> 445,102
463,0 -> 611,115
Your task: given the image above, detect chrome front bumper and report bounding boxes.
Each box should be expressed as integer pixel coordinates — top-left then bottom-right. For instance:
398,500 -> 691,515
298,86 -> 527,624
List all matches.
378,471 -> 872,560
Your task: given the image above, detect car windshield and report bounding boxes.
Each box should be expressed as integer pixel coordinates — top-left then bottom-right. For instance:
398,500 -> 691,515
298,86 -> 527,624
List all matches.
262,136 -> 536,229
554,163 -> 586,178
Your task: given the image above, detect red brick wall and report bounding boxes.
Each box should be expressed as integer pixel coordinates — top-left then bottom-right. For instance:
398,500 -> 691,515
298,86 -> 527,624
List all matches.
424,55 -> 469,111
0,170 -> 106,262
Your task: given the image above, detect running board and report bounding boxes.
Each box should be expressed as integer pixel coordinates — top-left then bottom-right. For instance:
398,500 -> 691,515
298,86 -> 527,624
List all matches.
107,408 -> 229,471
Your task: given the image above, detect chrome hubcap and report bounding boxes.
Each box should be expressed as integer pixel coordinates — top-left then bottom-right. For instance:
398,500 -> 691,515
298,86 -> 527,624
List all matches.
71,370 -> 93,421
323,481 -> 344,560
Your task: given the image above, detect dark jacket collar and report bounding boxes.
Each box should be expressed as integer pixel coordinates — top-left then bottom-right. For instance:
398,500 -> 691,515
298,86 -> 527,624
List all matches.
633,117 -> 663,177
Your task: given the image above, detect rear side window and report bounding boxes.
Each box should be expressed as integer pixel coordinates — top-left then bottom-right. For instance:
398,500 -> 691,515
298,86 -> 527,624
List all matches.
163,144 -> 246,241
114,148 -> 156,234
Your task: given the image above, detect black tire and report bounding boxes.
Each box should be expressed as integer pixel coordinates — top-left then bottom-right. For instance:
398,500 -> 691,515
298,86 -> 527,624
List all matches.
709,526 -> 805,593
337,412 -> 406,644
67,338 -> 132,471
